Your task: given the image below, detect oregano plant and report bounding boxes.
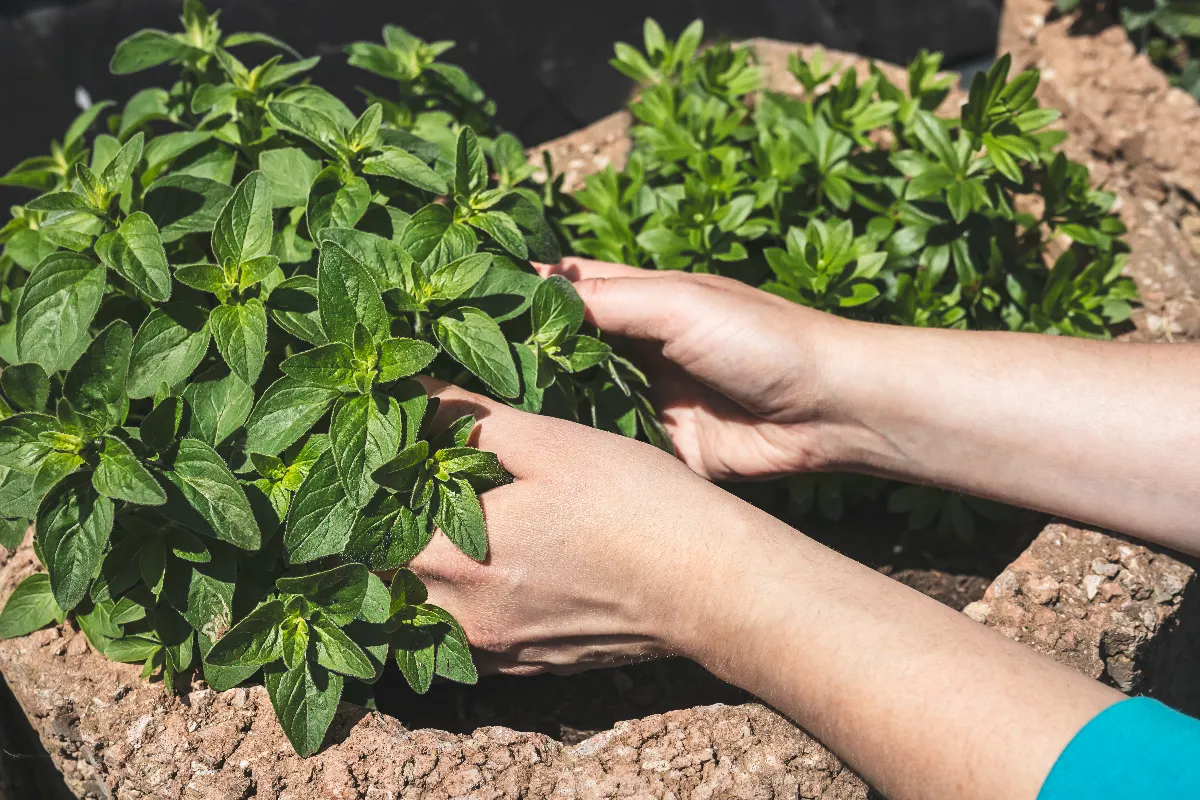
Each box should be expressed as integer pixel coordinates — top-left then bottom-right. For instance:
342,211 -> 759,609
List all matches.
554,21 -> 1139,540
0,1 -> 662,757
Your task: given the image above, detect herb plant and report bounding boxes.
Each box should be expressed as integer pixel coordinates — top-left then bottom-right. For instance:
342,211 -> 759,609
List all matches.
1055,0 -> 1200,99
0,1 -> 659,757
555,21 -> 1138,539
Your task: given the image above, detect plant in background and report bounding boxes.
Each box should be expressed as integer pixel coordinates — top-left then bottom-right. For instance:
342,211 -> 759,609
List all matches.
1055,0 -> 1200,98
556,20 -> 1138,540
0,0 -> 665,757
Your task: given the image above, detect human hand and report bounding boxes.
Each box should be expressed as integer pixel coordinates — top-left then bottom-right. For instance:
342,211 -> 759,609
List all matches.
407,377 -> 749,676
535,258 -> 864,481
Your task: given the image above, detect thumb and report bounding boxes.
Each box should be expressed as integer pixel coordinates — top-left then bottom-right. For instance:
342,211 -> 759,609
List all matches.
573,275 -> 694,343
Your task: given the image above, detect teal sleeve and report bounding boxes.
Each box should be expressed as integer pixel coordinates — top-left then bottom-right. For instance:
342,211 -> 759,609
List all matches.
1038,697 -> 1200,799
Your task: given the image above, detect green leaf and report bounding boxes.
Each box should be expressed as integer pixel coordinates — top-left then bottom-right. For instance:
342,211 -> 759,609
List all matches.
198,630 -> 259,691
0,414 -> 60,473
434,477 -> 487,561
0,573 -> 59,639
105,635 -> 162,664
362,148 -> 448,195
307,168 -> 370,236
359,573 -> 390,624
281,617 -> 310,670
329,393 -> 402,509
143,175 -> 234,242
259,147 -> 323,209
26,191 -> 96,214
94,212 -> 171,303
317,241 -> 389,345
285,449 -> 356,564
161,438 -> 262,550
244,376 -> 340,456
1,364 -> 49,413
213,171 -> 273,269
15,253 -> 106,372
427,253 -> 492,301
181,366 -> 254,448
280,343 -> 356,389
400,204 -> 477,270
316,228 -> 410,291
455,127 -> 487,198
63,321 -> 133,434
344,495 -> 430,571
312,619 -> 375,679
268,101 -> 345,157
393,626 -> 436,693
101,132 -> 145,195
140,396 -> 184,452
36,477 -> 114,611
167,543 -> 236,637
425,604 -> 477,684
93,435 -> 166,506
267,275 -> 327,346
468,212 -> 528,259
276,563 -> 369,626
264,658 -> 343,757
209,299 -> 268,385
127,303 -> 210,399
560,335 -> 612,372
434,307 -> 520,398
110,29 -> 193,74
377,338 -> 437,383
206,600 -> 287,666
531,275 -> 585,346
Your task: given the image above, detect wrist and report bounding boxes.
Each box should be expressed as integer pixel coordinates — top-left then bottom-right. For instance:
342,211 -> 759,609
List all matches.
790,312 -> 910,474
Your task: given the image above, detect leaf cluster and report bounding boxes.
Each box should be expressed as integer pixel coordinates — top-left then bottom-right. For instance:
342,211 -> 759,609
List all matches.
0,1 -> 656,758
552,20 -> 1140,540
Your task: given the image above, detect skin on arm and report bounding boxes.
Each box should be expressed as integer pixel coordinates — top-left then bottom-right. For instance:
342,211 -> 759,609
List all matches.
410,380 -> 1121,800
541,258 -> 1200,555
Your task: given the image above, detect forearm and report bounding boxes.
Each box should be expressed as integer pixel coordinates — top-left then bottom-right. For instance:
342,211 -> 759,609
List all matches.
664,499 -> 1120,800
818,322 -> 1200,553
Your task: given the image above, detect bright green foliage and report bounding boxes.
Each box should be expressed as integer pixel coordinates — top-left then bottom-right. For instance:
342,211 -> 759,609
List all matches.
1056,0 -> 1200,99
555,21 -> 1138,539
0,1 -> 652,758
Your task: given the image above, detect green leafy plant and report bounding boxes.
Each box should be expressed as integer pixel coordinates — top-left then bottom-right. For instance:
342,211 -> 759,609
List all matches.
0,1 -> 663,757
554,21 -> 1138,540
1055,0 -> 1200,99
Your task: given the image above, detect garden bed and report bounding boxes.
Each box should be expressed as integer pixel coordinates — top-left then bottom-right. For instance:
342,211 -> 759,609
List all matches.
1,27 -> 1199,800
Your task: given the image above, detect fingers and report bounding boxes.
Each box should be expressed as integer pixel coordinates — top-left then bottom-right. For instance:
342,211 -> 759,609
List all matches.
533,257 -> 660,282
572,275 -> 695,343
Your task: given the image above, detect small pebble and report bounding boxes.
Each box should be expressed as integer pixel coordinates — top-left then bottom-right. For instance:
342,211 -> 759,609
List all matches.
1083,574 -> 1104,601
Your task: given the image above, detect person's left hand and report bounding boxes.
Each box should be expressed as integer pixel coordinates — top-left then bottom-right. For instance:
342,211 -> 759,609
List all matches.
407,377 -> 747,676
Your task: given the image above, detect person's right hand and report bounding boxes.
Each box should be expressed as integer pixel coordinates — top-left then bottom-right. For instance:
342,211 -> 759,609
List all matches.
536,258 -> 864,482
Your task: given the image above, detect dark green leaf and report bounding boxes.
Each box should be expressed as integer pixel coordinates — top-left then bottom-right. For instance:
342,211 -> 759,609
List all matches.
468,212 -> 528,259
434,477 -> 487,562
264,658 -> 342,757
317,241 -> 389,345
161,438 -> 261,550
15,253 -> 106,372
434,307 -> 520,398
94,212 -> 171,303
93,435 -> 166,506
127,303 -> 210,398
307,168 -> 370,236
209,300 -> 268,386
0,573 -> 59,639
312,619 -> 374,679
181,366 -> 254,447
285,450 -> 356,564
36,477 -> 114,611
259,148 -> 323,209
213,171 -> 273,269
329,393 -> 402,509
392,626 -> 435,693
531,275 -> 585,346
110,29 -> 193,74
244,376 -> 339,456
362,148 -> 448,195
1,364 -> 49,413
377,338 -> 437,383
206,600 -> 287,666
63,321 -> 133,433
143,175 -> 234,242
280,343 -> 356,389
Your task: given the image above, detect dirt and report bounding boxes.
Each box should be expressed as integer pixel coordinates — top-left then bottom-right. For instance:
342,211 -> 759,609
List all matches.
1000,0 -> 1200,342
